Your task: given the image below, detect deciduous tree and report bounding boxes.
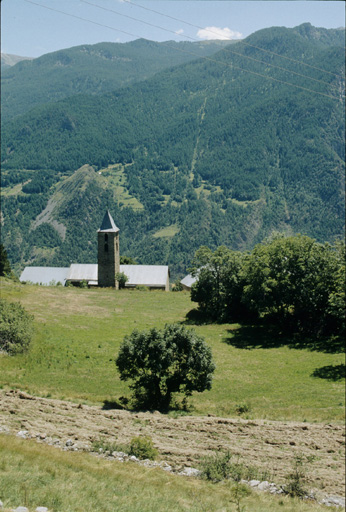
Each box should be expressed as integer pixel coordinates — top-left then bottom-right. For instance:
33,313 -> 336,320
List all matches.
116,324 -> 215,410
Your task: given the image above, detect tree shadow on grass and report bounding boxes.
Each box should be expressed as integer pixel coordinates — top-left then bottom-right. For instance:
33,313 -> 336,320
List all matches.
102,395 -> 192,414
311,364 -> 345,381
102,397 -> 128,410
223,324 -> 345,354
183,308 -> 213,325
223,323 -> 291,350
179,308 -> 224,325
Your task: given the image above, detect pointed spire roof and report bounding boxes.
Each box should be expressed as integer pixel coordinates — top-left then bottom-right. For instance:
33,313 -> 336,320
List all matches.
98,210 -> 119,233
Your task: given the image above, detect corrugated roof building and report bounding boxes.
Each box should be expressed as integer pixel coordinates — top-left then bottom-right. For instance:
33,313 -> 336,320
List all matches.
20,211 -> 170,290
20,264 -> 170,290
20,267 -> 70,286
120,265 -> 169,290
180,273 -> 197,291
67,264 -> 98,284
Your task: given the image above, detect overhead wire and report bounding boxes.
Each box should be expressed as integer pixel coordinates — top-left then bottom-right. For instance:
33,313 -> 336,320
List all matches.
24,0 -> 344,101
81,0 -> 338,88
120,0 -> 345,79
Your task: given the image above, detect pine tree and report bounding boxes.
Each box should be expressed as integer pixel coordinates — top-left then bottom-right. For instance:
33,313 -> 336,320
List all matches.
0,244 -> 11,277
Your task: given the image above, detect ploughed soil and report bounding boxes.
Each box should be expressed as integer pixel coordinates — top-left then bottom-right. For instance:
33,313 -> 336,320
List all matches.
0,390 -> 344,498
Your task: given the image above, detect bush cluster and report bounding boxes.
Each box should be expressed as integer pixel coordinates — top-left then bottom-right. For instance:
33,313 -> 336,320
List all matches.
190,235 -> 345,337
0,299 -> 33,354
92,436 -> 157,460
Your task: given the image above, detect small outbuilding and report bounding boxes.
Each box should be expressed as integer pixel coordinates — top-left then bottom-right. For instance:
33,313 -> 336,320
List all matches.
180,273 -> 197,291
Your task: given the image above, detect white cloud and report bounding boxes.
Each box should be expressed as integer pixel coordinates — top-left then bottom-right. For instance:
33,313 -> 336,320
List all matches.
197,27 -> 243,41
175,29 -> 184,36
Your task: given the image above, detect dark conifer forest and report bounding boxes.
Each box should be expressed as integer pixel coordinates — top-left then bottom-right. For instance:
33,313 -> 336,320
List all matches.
1,24 -> 345,278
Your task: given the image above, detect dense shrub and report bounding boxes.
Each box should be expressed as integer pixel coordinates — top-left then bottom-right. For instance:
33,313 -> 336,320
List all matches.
199,451 -> 233,482
129,436 -> 158,460
116,323 -> 215,410
0,299 -> 34,354
115,272 -> 128,289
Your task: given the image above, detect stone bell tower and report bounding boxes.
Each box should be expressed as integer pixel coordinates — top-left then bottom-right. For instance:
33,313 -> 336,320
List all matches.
97,210 -> 120,288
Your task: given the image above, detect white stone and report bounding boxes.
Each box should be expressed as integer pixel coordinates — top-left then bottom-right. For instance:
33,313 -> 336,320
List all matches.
249,480 -> 261,487
13,507 -> 29,512
36,508 -> 49,512
65,439 -> 74,447
0,500 -> 3,509
16,430 -> 29,439
322,496 -> 345,508
179,467 -> 201,477
129,455 -> 138,462
257,481 -> 270,491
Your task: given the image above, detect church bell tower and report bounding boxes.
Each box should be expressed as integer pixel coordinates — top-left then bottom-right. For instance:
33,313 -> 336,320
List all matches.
97,210 -> 120,288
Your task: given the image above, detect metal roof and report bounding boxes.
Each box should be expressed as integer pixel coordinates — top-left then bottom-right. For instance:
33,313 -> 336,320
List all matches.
98,210 -> 119,233
120,265 -> 169,287
20,266 -> 70,285
180,273 -> 197,289
67,264 -> 98,282
20,263 -> 169,288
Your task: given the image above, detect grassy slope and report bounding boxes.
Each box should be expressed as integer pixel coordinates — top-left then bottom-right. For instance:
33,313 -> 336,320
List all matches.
0,279 -> 344,423
0,436 -> 331,512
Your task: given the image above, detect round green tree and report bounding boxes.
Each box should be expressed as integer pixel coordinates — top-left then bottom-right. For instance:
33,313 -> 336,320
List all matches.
116,324 -> 215,410
0,299 -> 34,354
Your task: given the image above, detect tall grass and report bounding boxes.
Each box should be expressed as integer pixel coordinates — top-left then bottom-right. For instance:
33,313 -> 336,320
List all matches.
0,436 -> 331,512
0,279 -> 344,422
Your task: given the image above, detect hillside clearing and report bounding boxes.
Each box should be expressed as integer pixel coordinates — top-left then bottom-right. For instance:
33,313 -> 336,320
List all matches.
0,279 -> 344,423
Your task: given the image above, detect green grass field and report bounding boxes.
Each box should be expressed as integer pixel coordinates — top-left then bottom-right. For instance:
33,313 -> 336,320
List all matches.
0,436 -> 334,512
0,278 -> 344,422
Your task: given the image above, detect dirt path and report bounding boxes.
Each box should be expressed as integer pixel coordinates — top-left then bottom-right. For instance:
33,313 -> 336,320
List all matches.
0,390 -> 344,498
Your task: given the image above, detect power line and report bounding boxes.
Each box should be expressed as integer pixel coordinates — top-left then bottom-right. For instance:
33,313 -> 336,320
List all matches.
24,0 -> 149,42
23,0 -> 344,101
121,0 -> 345,79
81,0 -> 337,89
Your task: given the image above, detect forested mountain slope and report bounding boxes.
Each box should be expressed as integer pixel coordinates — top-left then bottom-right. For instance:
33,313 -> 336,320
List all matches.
1,25 -> 345,278
1,39 -> 231,121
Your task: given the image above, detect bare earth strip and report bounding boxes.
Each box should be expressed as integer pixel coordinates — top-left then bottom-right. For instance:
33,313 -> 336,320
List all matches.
0,390 -> 344,498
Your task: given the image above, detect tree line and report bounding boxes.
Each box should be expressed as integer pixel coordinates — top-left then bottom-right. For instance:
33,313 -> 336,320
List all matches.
190,234 -> 345,338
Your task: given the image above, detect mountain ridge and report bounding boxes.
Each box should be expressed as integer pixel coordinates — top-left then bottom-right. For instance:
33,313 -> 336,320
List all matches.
1,38 -> 232,121
1,25 -> 345,278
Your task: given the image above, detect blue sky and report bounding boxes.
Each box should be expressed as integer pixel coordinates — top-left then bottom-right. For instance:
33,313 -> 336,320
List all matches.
1,0 -> 345,58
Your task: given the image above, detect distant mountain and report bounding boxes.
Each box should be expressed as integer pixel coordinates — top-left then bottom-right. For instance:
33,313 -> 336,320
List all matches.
1,25 -> 345,278
1,39 -> 232,121
1,53 -> 33,70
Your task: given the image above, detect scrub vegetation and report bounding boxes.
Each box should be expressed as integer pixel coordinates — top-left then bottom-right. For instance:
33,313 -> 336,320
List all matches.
0,436 -> 332,512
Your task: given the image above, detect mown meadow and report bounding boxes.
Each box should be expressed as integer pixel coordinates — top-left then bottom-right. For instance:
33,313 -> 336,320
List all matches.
0,278 -> 344,423
0,435 -> 337,512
